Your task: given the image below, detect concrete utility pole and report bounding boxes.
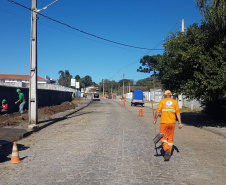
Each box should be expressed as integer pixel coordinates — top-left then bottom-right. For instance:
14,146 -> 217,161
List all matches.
29,0 -> 38,129
102,79 -> 105,98
178,19 -> 186,109
123,68 -> 125,96
181,19 -> 185,32
29,0 -> 59,129
153,76 -> 155,102
129,81 -> 130,92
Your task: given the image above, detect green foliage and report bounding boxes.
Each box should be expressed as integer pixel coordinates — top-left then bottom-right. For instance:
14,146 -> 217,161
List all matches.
137,55 -> 160,74
136,77 -> 161,90
157,23 -> 226,100
58,70 -> 72,87
137,0 -> 226,101
74,75 -> 80,81
117,79 -> 134,87
79,75 -> 93,88
99,79 -> 119,94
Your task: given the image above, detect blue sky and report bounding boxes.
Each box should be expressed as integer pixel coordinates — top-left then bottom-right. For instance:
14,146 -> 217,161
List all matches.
0,0 -> 203,84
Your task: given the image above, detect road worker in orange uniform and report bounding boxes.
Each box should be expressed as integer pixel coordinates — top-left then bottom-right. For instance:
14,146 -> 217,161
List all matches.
153,90 -> 183,161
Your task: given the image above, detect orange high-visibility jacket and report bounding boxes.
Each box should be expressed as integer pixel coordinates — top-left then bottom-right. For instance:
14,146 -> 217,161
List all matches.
157,98 -> 180,123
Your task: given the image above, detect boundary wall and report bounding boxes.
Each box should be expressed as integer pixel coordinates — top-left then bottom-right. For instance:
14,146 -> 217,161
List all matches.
0,85 -> 74,113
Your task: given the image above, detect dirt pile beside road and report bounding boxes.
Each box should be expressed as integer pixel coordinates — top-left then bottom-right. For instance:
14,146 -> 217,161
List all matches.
0,98 -> 83,128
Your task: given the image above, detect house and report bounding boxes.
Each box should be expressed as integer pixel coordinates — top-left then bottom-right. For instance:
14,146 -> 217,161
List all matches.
0,74 -> 49,87
81,85 -> 99,94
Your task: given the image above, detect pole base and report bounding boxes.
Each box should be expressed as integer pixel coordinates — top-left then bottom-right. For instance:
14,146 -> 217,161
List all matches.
28,124 -> 39,130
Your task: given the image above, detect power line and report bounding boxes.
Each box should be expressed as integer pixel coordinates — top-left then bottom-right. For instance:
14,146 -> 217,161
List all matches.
108,21 -> 182,81
7,0 -> 164,51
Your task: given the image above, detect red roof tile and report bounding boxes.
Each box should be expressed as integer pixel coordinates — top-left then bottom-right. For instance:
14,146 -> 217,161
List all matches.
0,74 -> 46,80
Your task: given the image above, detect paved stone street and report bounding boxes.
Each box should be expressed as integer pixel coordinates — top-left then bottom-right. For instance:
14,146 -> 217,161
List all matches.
0,99 -> 226,185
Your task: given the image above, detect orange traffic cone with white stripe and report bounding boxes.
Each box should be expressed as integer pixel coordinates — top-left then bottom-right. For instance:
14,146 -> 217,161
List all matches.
138,106 -> 143,117
123,100 -> 125,106
9,142 -> 22,164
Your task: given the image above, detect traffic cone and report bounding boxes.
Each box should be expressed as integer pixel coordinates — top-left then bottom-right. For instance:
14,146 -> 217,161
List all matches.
123,100 -> 125,106
9,142 -> 22,164
138,106 -> 143,117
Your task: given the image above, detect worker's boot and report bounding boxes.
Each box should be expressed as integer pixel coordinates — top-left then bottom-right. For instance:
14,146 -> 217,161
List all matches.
164,150 -> 170,161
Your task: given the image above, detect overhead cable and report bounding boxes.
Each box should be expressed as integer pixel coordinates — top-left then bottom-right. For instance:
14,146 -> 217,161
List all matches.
7,0 -> 164,51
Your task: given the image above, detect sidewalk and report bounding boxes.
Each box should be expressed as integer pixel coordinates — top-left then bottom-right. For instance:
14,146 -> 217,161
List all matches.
0,99 -> 92,148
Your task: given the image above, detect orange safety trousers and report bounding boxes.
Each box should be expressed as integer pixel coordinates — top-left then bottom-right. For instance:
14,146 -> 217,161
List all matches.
160,123 -> 175,155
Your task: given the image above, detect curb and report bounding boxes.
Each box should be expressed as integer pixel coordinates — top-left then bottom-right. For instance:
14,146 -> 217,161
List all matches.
203,127 -> 226,139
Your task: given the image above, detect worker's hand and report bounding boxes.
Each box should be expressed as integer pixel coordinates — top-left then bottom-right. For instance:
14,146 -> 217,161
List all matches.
153,119 -> 157,125
15,101 -> 17,104
178,123 -> 183,129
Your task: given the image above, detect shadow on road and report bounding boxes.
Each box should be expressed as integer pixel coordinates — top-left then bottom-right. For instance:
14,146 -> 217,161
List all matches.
181,112 -> 226,128
154,144 -> 180,158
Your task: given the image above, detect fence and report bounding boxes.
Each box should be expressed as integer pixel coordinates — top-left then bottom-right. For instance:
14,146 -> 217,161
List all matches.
126,90 -> 203,111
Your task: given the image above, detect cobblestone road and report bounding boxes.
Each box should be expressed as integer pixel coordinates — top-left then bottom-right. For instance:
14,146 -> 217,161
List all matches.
0,99 -> 225,185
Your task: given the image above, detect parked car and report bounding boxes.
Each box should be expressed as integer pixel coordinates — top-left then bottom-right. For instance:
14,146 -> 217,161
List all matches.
92,93 -> 100,101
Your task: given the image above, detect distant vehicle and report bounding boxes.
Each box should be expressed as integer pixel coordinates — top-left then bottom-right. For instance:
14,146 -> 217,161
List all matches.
92,93 -> 100,101
131,89 -> 144,106
107,94 -> 112,99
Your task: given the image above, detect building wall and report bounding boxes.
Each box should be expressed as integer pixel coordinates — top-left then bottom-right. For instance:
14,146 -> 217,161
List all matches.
0,86 -> 73,113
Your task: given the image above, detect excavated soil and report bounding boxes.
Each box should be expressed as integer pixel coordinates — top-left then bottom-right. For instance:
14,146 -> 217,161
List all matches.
0,98 -> 83,128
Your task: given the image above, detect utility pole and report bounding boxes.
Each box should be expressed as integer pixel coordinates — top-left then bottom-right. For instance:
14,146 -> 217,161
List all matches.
28,0 -> 38,129
129,81 -> 130,93
123,68 -> 124,96
181,19 -> 185,32
102,79 -> 104,98
29,0 -> 59,129
153,75 -> 155,102
178,19 -> 186,109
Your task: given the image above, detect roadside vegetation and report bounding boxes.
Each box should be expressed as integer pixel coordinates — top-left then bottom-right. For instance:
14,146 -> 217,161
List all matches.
137,0 -> 226,121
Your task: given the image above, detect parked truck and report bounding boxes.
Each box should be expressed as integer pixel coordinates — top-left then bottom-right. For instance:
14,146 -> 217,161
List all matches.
131,89 -> 144,106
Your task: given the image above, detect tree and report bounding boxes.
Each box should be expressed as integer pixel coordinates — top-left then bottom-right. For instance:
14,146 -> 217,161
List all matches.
74,75 -> 80,81
79,75 -> 93,88
117,79 -> 134,87
137,55 -> 159,74
195,0 -> 226,37
157,23 -> 226,100
58,70 -> 72,87
99,79 -> 118,94
136,77 -> 161,90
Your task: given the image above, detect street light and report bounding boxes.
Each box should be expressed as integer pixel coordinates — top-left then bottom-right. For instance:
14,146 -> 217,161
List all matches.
29,0 -> 59,129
